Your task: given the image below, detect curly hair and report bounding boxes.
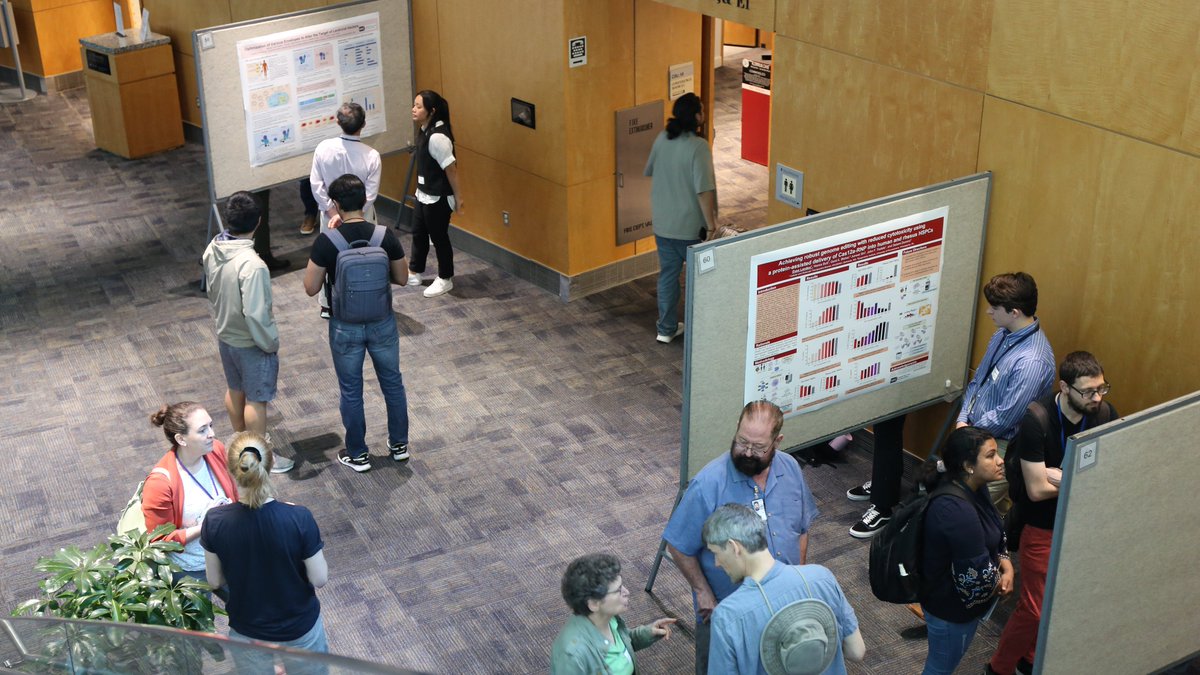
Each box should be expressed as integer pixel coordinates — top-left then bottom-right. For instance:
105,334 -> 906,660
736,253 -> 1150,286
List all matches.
560,553 -> 621,616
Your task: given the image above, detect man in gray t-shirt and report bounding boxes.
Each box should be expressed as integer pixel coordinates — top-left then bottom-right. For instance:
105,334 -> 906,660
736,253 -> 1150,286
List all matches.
644,93 -> 717,344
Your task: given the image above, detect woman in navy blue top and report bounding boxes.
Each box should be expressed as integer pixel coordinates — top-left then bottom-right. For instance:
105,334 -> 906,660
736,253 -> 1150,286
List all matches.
918,426 -> 1014,675
202,432 -> 329,670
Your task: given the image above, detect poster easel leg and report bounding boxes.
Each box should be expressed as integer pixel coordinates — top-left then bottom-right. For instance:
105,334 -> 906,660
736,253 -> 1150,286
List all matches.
645,486 -> 686,593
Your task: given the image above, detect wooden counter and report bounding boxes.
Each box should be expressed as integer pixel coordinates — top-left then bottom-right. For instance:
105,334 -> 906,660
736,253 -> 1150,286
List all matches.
79,31 -> 183,158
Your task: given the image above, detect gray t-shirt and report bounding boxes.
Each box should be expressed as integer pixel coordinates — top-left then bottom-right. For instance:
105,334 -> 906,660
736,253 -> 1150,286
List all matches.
644,130 -> 716,240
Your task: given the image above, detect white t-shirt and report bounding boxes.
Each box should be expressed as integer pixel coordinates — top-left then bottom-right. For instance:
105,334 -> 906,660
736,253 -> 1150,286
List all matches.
172,460 -> 228,572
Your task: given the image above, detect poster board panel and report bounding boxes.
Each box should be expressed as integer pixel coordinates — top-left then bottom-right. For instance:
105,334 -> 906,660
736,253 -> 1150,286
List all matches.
681,174 -> 990,481
1038,391 -> 1200,674
194,0 -> 413,200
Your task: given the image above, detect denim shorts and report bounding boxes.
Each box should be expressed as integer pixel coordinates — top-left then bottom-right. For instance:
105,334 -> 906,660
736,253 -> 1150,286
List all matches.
218,341 -> 279,402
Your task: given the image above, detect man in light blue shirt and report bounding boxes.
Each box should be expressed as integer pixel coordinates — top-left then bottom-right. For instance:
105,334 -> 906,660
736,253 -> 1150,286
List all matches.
956,272 -> 1055,510
704,504 -> 864,675
662,401 -> 819,674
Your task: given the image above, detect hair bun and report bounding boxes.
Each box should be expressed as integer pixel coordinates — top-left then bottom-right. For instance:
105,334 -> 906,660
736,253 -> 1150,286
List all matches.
149,405 -> 170,427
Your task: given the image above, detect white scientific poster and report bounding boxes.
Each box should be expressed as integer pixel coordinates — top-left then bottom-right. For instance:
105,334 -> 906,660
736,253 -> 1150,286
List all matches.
236,13 -> 386,167
745,208 -> 948,417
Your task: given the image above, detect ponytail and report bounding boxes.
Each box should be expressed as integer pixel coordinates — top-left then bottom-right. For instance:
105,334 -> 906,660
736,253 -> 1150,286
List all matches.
226,432 -> 275,508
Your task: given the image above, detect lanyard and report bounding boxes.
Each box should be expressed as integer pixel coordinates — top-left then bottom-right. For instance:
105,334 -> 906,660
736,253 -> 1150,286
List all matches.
966,324 -> 1039,417
177,457 -> 218,501
1056,395 -> 1087,451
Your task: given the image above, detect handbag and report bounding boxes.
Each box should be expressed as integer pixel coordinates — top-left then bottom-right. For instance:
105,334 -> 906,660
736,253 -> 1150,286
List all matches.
117,467 -> 170,535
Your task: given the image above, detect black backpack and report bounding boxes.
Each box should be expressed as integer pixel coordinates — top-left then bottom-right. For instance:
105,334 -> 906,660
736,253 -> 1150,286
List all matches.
869,481 -> 971,604
325,225 -> 392,323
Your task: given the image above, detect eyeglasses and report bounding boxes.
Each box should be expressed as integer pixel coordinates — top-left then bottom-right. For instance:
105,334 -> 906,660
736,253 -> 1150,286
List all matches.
599,583 -> 628,597
1070,383 -> 1111,399
733,438 -> 773,456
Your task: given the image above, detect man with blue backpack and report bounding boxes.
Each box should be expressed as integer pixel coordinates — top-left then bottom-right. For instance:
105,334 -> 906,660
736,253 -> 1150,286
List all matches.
303,173 -> 412,473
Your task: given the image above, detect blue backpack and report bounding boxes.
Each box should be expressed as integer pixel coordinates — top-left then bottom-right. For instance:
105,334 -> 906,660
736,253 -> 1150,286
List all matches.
325,225 -> 392,323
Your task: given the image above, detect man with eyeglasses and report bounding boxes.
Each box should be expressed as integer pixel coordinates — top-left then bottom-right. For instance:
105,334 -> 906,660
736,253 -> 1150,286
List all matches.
662,401 -> 819,675
985,351 -> 1115,675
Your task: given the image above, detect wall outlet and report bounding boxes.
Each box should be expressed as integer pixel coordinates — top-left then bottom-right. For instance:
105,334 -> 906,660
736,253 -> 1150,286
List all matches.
502,211 -> 510,226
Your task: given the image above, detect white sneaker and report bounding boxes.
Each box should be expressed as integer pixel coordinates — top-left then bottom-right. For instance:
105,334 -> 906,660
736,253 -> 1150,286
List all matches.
423,277 -> 453,297
405,272 -> 422,287
656,322 -> 685,344
270,455 -> 296,473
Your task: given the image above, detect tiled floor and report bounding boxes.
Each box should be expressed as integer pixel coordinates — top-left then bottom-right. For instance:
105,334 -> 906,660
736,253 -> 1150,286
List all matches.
0,87 -> 1025,674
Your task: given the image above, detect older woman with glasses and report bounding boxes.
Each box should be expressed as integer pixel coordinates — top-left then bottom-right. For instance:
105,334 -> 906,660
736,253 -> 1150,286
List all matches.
550,553 -> 676,674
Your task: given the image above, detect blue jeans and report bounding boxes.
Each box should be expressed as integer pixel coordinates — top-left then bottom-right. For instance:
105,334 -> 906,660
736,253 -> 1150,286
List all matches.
922,606 -> 981,675
655,235 -> 698,336
328,316 -> 409,458
229,614 -> 328,675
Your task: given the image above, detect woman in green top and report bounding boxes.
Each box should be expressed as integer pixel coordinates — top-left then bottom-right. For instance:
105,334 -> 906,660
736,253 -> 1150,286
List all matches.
550,553 -> 677,674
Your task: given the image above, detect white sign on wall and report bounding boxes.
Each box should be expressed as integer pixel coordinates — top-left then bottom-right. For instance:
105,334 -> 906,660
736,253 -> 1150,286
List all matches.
669,61 -> 694,99
568,35 -> 587,67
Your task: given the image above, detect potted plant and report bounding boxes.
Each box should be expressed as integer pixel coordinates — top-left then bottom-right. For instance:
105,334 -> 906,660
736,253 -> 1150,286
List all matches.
11,524 -> 225,672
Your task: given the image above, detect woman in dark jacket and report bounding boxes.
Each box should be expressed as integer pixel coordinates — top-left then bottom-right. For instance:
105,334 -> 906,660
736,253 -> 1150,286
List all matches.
919,426 -> 1014,674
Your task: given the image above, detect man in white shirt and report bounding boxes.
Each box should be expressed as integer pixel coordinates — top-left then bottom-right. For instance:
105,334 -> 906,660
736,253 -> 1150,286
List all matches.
308,102 -> 382,316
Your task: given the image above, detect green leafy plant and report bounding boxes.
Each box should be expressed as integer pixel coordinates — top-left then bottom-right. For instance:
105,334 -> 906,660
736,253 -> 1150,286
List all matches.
13,524 -> 222,631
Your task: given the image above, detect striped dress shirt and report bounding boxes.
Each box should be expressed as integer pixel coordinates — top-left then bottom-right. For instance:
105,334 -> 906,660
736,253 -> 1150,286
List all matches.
957,319 -> 1056,440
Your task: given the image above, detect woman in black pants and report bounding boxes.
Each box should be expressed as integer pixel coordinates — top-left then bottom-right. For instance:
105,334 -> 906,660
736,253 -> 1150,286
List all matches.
409,89 -> 462,298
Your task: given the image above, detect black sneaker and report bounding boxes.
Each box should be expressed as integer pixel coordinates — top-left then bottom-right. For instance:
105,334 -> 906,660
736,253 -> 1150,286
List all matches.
320,307 -> 331,320
849,505 -> 890,539
337,449 -> 371,473
846,480 -> 872,501
389,441 -> 410,462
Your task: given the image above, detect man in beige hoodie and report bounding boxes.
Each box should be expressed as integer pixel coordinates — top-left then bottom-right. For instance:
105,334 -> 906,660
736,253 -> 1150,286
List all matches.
202,191 -> 294,472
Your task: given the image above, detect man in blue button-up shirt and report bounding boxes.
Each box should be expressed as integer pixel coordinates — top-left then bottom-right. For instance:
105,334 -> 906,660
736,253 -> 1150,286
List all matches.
956,271 -> 1055,511
662,401 -> 819,675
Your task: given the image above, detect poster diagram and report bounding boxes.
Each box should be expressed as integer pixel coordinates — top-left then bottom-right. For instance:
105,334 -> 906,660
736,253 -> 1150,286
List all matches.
745,208 -> 948,417
236,13 -> 386,167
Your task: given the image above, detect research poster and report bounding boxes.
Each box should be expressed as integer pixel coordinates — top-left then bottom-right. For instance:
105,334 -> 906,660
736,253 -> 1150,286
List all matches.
745,208 -> 948,417
236,13 -> 386,167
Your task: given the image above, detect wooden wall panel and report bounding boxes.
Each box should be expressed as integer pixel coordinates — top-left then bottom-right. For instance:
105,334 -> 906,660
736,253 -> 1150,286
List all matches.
452,147 -> 570,274
989,0 -> 1200,153
412,0 -> 442,93
0,8 -> 43,75
436,0 -> 566,185
633,0 -> 701,106
777,0 -> 992,90
141,1 -> 232,57
229,0 -> 329,23
765,38 -> 983,225
652,0 -> 772,32
32,0 -> 115,75
564,0 -> 634,187
978,97 -> 1200,414
174,51 -> 200,126
567,176 -> 634,273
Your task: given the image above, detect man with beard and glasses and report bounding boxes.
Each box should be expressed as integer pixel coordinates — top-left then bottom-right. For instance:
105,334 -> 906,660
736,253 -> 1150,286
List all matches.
662,401 -> 819,675
985,351 -> 1115,675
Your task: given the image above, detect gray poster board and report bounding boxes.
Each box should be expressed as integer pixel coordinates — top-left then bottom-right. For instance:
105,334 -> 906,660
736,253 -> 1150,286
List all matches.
1037,390 -> 1200,674
193,0 -> 414,201
680,173 -> 991,481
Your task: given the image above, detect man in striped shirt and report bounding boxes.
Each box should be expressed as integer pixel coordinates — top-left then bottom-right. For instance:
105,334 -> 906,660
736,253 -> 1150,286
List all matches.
956,272 -> 1055,512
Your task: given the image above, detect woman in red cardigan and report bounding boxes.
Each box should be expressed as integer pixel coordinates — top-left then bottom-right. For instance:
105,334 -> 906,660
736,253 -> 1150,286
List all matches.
142,401 -> 238,586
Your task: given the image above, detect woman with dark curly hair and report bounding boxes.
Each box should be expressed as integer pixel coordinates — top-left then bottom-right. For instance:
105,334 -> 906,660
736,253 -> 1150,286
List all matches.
919,426 -> 1014,674
550,553 -> 676,674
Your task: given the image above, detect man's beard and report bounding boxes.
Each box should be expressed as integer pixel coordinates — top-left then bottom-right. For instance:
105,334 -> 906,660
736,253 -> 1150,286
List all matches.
731,444 -> 774,476
1067,393 -> 1100,417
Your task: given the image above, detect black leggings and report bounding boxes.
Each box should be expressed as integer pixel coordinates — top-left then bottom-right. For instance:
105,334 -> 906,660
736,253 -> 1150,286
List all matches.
410,197 -> 454,279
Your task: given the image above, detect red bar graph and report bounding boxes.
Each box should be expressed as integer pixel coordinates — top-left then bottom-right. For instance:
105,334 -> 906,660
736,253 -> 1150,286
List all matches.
824,375 -> 840,390
860,362 -> 880,379
817,337 -> 837,360
818,304 -> 839,325
810,280 -> 842,300
799,384 -> 815,397
856,300 -> 891,320
853,322 -> 890,349
855,272 -> 872,287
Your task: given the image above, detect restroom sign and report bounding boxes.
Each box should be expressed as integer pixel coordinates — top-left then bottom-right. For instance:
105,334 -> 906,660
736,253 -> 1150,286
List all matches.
568,36 -> 587,67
